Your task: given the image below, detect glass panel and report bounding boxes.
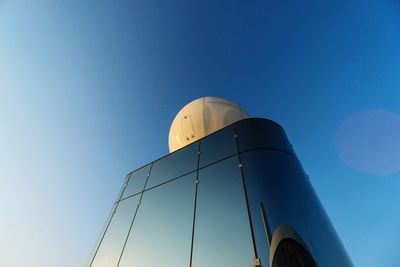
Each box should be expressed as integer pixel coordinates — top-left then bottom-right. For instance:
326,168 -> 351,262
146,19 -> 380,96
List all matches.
121,164 -> 151,199
199,126 -> 237,168
192,156 -> 254,267
114,173 -> 131,202
241,150 -> 353,267
235,118 -> 294,154
146,141 -> 198,188
86,204 -> 118,267
118,173 -> 196,267
240,150 -> 311,252
90,195 -> 139,267
248,203 -> 270,267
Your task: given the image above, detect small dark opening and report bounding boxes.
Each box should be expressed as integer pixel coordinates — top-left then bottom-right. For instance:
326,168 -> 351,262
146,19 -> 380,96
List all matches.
272,238 -> 317,267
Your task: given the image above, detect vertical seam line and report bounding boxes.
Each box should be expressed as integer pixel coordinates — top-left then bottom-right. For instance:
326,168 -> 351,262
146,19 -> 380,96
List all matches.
189,141 -> 201,267
233,126 -> 259,259
88,173 -> 132,267
116,163 -> 154,267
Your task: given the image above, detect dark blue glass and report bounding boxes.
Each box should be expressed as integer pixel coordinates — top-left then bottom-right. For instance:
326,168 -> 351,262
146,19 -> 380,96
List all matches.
199,126 -> 237,168
120,164 -> 151,199
118,173 -> 196,267
235,118 -> 294,155
192,156 -> 254,267
146,141 -> 198,189
241,150 -> 353,267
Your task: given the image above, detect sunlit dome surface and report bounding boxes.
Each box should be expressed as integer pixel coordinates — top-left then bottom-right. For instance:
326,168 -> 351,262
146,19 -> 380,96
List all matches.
168,97 -> 249,152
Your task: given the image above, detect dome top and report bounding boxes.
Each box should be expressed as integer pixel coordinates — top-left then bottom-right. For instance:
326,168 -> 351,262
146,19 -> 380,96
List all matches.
168,97 -> 248,152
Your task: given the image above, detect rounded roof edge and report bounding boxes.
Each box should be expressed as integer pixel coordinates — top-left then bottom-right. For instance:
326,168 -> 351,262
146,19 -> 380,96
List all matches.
233,117 -> 286,132
125,117 -> 287,177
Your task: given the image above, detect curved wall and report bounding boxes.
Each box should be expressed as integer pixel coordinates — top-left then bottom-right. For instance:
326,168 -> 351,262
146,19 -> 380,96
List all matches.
235,119 -> 353,267
87,118 -> 353,267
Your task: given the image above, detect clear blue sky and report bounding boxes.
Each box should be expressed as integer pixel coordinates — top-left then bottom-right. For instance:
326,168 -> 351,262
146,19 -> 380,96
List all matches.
1,1 -> 399,266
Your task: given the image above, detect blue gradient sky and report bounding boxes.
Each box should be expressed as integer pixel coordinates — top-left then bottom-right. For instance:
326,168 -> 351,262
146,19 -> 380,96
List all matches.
1,1 -> 400,266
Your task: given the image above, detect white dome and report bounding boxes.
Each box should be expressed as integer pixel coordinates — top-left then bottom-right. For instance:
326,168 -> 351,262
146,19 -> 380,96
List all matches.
168,97 -> 248,152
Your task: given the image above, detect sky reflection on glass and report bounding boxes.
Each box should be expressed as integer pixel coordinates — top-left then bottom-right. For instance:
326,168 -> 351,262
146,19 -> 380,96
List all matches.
118,173 -> 196,267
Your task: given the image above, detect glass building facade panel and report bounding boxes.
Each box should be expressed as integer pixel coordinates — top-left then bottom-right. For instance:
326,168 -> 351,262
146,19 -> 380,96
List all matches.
302,176 -> 352,266
199,126 -> 236,168
118,172 -> 196,267
86,204 -> 117,267
234,118 -> 294,155
88,118 -> 353,267
241,150 -> 309,234
247,202 -> 270,266
90,195 -> 139,267
120,164 -> 151,200
145,141 -> 198,189
241,149 -> 352,267
192,156 -> 254,267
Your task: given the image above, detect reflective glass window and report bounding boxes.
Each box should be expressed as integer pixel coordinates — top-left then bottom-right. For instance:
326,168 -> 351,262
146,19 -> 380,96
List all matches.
86,204 -> 118,267
90,195 -> 139,267
146,141 -> 198,189
192,156 -> 254,267
114,173 -> 131,202
121,164 -> 151,199
240,150 -> 308,241
248,202 -> 270,267
241,150 -> 352,267
118,172 -> 196,267
235,119 -> 294,154
199,126 -> 237,168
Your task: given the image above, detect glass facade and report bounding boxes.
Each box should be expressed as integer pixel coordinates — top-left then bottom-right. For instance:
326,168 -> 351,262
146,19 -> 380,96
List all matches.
88,118 -> 353,267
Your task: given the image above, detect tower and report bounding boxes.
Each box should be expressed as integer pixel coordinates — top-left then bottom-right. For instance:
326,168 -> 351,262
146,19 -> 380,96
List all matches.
87,97 -> 353,267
